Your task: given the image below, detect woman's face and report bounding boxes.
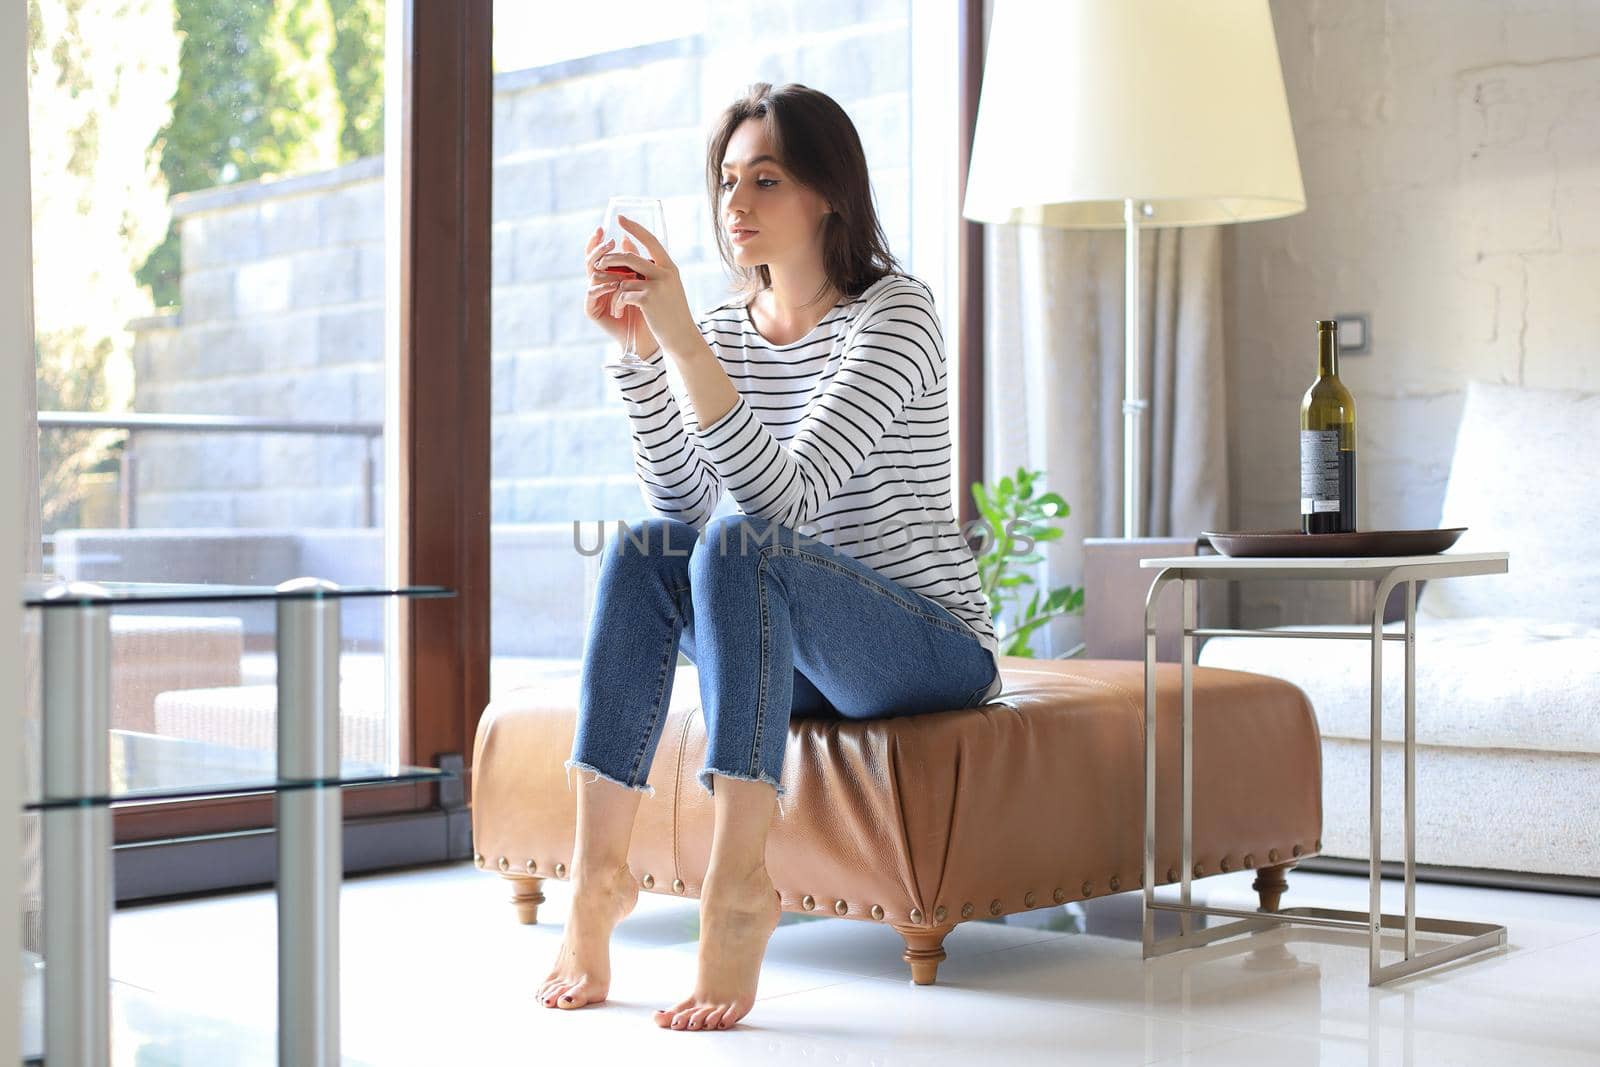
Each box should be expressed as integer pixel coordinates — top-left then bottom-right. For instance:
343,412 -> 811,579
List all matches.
720,117 -> 831,273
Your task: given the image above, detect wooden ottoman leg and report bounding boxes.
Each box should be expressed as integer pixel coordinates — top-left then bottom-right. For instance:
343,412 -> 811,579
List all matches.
505,875 -> 547,925
1253,863 -> 1293,912
894,924 -> 954,986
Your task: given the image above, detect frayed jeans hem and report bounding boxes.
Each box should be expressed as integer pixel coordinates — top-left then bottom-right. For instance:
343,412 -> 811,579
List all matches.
564,758 -> 657,798
696,766 -> 788,818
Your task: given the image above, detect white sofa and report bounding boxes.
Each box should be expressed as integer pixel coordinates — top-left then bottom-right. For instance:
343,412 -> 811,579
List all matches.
1199,381 -> 1600,879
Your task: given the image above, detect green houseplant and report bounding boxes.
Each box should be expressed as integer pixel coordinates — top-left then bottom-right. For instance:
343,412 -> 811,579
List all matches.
970,466 -> 1085,658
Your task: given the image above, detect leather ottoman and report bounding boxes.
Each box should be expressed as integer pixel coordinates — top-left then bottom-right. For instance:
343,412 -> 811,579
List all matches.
470,657 -> 1323,984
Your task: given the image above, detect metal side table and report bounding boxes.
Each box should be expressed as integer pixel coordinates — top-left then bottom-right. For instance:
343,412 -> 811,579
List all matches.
22,578 -> 455,1066
1137,551 -> 1511,986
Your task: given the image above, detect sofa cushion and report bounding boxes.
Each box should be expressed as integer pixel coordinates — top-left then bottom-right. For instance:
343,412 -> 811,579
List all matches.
1197,615 -> 1600,753
110,614 -> 242,734
153,681 -> 389,764
1316,738 -> 1600,877
1419,380 -> 1600,627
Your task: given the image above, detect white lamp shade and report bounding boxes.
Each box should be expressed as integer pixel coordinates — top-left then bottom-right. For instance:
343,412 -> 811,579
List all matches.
963,0 -> 1306,229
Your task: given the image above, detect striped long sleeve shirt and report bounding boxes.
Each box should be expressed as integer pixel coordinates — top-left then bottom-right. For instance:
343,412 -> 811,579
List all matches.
606,271 -> 1001,702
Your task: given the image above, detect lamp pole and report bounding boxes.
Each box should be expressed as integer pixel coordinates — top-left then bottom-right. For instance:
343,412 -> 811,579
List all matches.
1123,197 -> 1151,538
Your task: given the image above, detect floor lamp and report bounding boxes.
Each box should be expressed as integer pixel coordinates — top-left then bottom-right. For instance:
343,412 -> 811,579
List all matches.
962,0 -> 1306,538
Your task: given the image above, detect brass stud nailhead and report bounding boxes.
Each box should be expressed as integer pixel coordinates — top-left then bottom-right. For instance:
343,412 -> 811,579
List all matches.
497,856 -> 510,872
801,895 -> 816,911
909,907 -> 924,924
473,853 -> 484,868
1109,876 -> 1122,892
1024,891 -> 1037,907
1243,853 -> 1256,869
1315,838 -> 1322,851
672,878 -> 684,894
1166,867 -> 1177,882
1220,858 -> 1233,873
870,904 -> 885,920
934,905 -> 948,923
641,873 -> 655,889
554,862 -> 567,878
989,899 -> 1002,916
525,859 -> 537,874
1194,863 -> 1206,878
1293,844 -> 1304,858
834,899 -> 849,916
1082,880 -> 1093,897
1052,888 -> 1067,904
1268,848 -> 1281,864
961,902 -> 975,918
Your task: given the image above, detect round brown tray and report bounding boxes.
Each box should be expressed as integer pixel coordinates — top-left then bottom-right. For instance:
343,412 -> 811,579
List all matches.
1200,528 -> 1468,558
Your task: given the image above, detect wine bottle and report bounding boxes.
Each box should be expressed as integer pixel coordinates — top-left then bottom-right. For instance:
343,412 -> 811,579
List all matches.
1299,319 -> 1357,534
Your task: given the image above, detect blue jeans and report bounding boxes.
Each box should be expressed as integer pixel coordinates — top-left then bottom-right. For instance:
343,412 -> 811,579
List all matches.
566,513 -> 999,817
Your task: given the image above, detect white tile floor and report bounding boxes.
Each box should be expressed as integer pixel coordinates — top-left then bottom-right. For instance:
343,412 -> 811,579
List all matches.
99,861 -> 1600,1066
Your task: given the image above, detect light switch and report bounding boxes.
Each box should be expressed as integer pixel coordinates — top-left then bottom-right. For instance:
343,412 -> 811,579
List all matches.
1335,313 -> 1369,354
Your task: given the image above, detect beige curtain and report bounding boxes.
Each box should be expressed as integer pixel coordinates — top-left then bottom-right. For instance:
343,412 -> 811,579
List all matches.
981,222 -> 1231,657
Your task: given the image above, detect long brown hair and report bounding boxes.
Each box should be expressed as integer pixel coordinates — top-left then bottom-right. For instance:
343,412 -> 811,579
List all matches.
706,82 -> 902,307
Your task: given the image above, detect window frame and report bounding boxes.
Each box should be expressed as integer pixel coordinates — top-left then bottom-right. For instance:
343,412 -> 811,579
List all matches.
110,0 -> 494,851
104,0 -> 990,884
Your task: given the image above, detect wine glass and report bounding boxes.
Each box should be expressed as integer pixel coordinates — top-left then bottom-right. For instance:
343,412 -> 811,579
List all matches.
599,196 -> 667,371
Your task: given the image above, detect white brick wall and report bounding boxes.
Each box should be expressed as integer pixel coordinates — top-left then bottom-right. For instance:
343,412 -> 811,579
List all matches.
1226,0 -> 1600,627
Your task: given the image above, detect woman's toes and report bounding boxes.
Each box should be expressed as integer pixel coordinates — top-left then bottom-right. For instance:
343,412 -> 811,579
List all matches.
556,977 -> 598,1009
654,998 -> 692,1028
688,1006 -> 718,1030
671,1007 -> 697,1030
702,1005 -> 727,1030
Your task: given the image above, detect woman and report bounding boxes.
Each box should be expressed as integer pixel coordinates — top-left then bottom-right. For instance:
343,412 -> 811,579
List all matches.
538,81 -> 1002,1031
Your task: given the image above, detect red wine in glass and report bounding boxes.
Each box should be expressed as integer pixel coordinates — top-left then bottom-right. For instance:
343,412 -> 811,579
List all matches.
599,196 -> 667,370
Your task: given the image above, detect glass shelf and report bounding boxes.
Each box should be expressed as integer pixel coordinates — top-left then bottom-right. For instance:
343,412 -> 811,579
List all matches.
23,729 -> 452,811
19,575 -> 459,1065
22,578 -> 454,609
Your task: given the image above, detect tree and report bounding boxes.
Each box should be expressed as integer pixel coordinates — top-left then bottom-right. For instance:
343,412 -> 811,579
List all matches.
27,0 -> 386,529
327,0 -> 384,160
136,0 -> 385,308
27,0 -> 178,533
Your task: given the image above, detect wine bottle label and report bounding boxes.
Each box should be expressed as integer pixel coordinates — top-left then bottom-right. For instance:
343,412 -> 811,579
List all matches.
1300,430 -> 1342,514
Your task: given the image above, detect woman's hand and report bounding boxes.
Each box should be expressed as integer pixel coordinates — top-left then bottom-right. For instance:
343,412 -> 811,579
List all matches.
583,226 -> 660,356
596,215 -> 700,360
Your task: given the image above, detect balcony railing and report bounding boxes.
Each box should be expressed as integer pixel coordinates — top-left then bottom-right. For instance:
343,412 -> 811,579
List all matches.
38,412 -> 383,529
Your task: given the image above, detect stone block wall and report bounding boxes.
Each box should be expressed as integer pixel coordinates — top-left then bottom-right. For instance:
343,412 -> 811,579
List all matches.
129,156 -> 386,530
120,1 -> 914,658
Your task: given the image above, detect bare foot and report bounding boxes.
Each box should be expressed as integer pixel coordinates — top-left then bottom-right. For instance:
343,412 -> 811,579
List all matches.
654,862 -> 781,1031
537,858 -> 639,1010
